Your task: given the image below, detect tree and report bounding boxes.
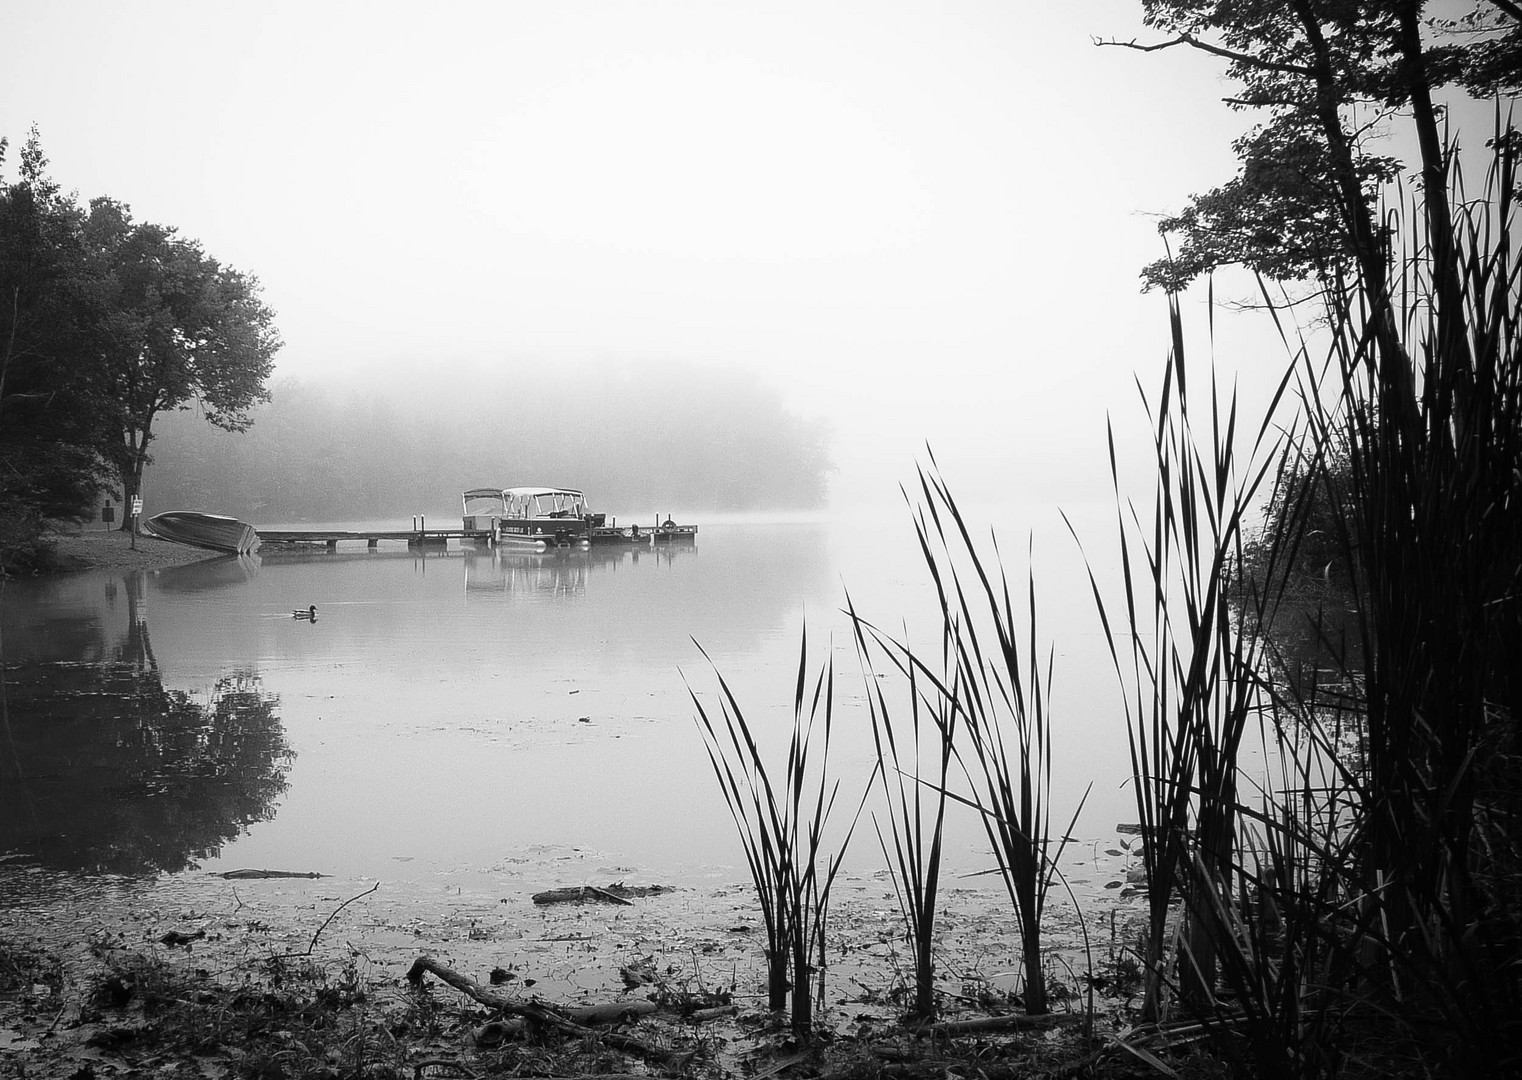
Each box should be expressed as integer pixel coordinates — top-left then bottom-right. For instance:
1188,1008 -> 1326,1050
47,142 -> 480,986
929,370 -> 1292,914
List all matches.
0,129 -> 118,571
81,198 -> 281,526
1110,2 -> 1522,429
0,131 -> 110,505
1116,2 -> 1518,286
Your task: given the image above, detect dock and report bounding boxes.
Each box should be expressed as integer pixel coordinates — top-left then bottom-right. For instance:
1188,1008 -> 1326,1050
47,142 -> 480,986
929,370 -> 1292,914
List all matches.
254,522 -> 697,550
254,528 -> 489,550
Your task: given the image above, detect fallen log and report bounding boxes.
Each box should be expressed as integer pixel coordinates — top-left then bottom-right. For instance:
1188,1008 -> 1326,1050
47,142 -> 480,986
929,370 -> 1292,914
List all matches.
219,869 -> 325,879
564,1000 -> 658,1024
926,1012 -> 1085,1036
530,883 -> 672,906
404,956 -> 685,1068
471,1018 -> 526,1045
821,1063 -> 1028,1080
464,1009 -> 667,1047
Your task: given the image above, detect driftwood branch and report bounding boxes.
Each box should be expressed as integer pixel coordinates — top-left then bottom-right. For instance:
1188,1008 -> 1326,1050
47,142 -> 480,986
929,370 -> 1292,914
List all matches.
405,956 -> 684,1068
278,882 -> 379,957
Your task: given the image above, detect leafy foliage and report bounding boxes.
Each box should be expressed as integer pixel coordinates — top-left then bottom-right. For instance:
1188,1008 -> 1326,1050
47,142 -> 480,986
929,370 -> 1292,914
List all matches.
1142,118 -> 1400,292
1126,1 -> 1518,293
1431,3 -> 1522,99
0,127 -> 115,548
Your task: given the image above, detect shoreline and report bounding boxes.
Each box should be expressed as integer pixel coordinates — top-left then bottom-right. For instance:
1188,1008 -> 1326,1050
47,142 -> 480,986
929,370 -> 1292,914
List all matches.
0,858 -> 1137,1078
41,525 -> 224,574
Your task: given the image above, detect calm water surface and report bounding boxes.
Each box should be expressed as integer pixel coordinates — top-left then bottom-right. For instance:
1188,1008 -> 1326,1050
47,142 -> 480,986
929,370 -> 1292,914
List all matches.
2,510 -> 1137,898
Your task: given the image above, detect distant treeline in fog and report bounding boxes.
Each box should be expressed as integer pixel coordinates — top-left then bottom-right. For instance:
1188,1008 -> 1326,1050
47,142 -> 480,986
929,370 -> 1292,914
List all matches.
144,361 -> 832,522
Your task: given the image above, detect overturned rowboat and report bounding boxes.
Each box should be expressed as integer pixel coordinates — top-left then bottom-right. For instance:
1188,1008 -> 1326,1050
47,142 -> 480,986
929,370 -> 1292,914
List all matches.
141,511 -> 260,555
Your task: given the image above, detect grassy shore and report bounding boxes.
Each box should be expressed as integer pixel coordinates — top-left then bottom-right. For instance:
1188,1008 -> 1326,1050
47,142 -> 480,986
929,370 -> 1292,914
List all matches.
41,525 -> 222,574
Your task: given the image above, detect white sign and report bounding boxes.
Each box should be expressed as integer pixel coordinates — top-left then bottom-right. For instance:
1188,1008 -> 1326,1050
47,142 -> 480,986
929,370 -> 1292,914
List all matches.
131,496 -> 143,516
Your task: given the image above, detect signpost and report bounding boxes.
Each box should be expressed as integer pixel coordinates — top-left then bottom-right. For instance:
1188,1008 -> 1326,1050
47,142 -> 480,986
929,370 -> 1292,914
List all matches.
130,496 -> 142,551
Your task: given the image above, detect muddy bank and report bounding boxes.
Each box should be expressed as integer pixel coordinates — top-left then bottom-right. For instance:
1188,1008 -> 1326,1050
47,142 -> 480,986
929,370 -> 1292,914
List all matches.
0,861 -> 1151,1079
41,526 -> 219,574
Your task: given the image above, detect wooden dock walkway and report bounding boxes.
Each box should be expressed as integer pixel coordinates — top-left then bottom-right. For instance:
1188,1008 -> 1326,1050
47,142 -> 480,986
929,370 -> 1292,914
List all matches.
255,508 -> 697,550
255,528 -> 489,549
254,524 -> 696,550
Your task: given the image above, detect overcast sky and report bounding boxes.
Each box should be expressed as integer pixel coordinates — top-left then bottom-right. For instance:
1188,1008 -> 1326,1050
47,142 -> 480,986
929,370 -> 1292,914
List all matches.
2,1 -> 1393,509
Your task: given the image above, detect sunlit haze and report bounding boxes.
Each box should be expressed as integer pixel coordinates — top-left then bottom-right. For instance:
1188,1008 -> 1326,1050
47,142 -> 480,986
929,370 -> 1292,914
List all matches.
3,2 -> 1380,510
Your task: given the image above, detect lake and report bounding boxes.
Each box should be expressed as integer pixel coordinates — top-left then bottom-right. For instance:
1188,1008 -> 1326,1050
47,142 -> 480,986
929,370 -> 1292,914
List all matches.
1,507 -> 1138,904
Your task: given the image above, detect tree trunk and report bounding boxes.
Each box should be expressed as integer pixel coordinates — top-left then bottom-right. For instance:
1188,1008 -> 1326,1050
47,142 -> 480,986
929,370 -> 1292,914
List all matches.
1289,1 -> 1420,429
116,423 -> 151,530
1394,0 -> 1472,449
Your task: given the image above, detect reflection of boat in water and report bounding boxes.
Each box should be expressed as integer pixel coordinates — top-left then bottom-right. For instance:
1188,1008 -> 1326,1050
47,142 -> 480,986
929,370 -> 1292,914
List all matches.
463,537 -> 693,593
142,511 -> 260,555
462,487 -> 698,550
152,554 -> 262,592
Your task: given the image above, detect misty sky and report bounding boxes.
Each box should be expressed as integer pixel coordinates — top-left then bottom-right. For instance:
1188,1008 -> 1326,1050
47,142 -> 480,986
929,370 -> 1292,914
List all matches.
3,2 -> 1437,508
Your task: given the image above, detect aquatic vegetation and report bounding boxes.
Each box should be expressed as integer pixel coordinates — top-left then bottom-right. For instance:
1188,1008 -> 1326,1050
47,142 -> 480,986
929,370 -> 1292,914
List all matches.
852,459 -> 1088,1018
1069,126 -> 1522,1077
848,585 -> 955,1023
688,629 -> 864,1039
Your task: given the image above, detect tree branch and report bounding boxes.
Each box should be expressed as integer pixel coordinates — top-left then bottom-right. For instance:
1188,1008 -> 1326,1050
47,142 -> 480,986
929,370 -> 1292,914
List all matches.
1094,34 -> 1317,77
1486,0 -> 1522,24
1223,95 -> 1306,108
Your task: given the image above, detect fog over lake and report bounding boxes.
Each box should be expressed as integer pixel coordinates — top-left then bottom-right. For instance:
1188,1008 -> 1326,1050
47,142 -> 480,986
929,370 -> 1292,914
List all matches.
2,2 -> 1314,517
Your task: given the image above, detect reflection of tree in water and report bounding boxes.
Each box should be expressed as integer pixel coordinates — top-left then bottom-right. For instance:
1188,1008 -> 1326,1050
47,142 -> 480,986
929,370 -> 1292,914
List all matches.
1255,581 -> 1363,703
0,593 -> 292,875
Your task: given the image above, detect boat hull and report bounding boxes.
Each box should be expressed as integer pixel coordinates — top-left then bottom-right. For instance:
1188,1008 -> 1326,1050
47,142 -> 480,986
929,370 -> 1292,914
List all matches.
142,512 -> 260,555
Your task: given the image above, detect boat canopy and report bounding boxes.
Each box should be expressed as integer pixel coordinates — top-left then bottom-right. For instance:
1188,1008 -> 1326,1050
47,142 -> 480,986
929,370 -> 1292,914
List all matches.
462,487 -> 589,519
